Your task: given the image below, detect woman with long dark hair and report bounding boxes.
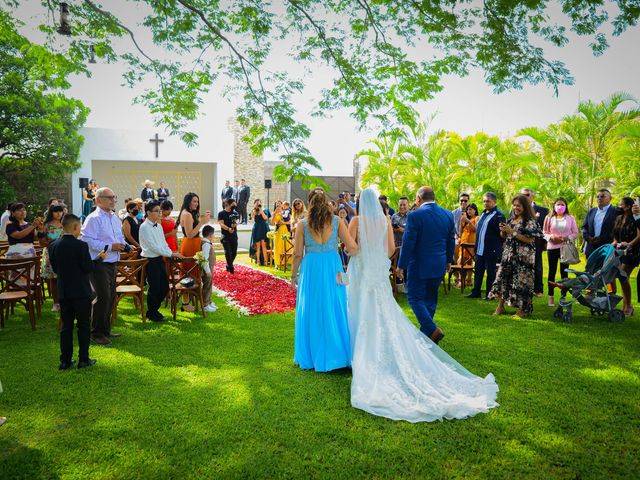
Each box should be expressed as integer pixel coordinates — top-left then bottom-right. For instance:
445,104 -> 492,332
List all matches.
5,202 -> 44,258
176,192 -> 209,311
290,189 -> 358,372
122,201 -> 142,250
612,197 -> 640,317
41,204 -> 66,311
489,194 -> 543,318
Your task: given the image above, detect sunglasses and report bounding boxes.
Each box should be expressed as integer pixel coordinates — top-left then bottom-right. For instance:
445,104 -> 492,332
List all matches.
596,195 -> 608,199
459,199 -> 468,203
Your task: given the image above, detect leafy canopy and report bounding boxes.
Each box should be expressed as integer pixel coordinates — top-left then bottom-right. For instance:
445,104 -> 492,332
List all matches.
4,0 -> 639,184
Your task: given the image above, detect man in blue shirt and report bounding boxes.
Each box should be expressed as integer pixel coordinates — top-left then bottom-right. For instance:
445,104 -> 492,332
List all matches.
581,188 -> 619,258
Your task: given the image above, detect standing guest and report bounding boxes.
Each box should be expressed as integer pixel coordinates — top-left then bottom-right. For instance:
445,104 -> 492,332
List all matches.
41,204 -> 66,312
582,188 -> 619,258
452,193 -> 470,266
232,180 -> 240,203
160,200 -> 178,252
118,198 -> 133,220
140,179 -> 157,202
337,207 -> 350,269
139,200 -> 183,322
612,197 -> 640,317
122,201 -> 142,250
519,188 -> 549,297
391,197 -> 409,247
291,189 -> 359,372
632,200 -> 640,304
467,192 -> 506,300
221,180 -> 233,202
157,182 -> 170,203
271,200 -> 289,269
0,202 -> 13,241
490,195 -> 543,318
5,202 -> 44,258
237,179 -> 251,224
250,200 -> 271,266
329,200 -> 339,216
378,195 -> 395,216
337,206 -> 349,227
177,192 -> 209,311
80,187 -> 128,346
82,179 -> 96,220
291,198 -> 307,231
49,214 -> 105,370
338,191 -> 357,220
396,186 -> 455,343
459,202 -> 480,266
543,198 -> 579,307
218,198 -> 239,273
200,225 -> 218,313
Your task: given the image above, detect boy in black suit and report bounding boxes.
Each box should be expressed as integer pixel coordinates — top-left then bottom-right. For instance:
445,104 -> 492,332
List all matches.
49,214 -> 105,370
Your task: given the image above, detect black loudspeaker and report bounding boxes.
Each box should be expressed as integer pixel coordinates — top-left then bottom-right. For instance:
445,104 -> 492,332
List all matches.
79,177 -> 89,189
264,179 -> 272,189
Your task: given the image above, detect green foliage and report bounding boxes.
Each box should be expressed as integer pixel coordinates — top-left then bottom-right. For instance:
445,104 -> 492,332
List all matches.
0,10 -> 89,212
0,254 -> 639,478
359,93 -> 640,220
3,0 -> 638,187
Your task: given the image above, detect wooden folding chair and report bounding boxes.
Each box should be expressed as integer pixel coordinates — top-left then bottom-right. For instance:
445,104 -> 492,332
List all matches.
112,258 -> 148,324
0,256 -> 44,319
279,238 -> 295,273
167,257 -> 206,320
448,242 -> 476,293
0,261 -> 37,330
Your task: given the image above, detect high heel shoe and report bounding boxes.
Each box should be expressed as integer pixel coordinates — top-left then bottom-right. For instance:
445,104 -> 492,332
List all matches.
623,307 -> 635,317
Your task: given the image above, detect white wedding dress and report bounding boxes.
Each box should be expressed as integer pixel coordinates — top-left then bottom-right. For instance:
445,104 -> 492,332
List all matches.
347,189 -> 499,422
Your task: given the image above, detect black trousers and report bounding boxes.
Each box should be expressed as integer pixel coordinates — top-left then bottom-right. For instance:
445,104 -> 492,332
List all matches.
534,245 -> 545,294
221,236 -> 238,271
60,297 -> 92,363
472,253 -> 499,297
239,202 -> 248,224
90,262 -> 116,337
145,256 -> 169,318
547,248 -> 568,296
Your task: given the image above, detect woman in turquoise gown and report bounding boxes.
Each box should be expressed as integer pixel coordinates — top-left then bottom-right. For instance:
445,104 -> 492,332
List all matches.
290,189 -> 358,372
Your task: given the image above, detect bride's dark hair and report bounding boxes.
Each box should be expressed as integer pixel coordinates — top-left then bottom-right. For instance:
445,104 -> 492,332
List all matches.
307,189 -> 333,234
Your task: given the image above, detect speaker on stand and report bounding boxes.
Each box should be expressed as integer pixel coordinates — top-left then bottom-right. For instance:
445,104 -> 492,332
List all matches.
264,179 -> 272,211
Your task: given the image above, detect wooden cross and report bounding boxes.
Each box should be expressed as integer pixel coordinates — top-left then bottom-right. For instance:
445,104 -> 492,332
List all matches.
149,133 -> 164,158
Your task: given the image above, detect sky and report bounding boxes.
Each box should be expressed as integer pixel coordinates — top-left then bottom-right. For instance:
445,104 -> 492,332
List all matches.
13,1 -> 640,176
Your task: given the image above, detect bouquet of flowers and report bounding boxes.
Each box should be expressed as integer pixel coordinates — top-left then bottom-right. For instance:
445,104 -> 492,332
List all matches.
193,251 -> 208,270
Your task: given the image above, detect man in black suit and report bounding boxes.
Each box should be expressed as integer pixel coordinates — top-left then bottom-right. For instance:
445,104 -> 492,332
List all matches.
221,180 -> 233,202
237,179 -> 251,224
157,182 -> 170,203
581,188 -> 620,258
467,192 -> 506,300
49,214 -> 104,370
520,189 -> 549,296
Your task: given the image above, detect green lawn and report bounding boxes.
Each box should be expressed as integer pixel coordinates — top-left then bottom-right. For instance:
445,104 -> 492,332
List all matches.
1,255 -> 639,479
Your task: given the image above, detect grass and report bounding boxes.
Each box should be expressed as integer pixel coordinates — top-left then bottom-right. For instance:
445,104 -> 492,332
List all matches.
1,254 -> 639,479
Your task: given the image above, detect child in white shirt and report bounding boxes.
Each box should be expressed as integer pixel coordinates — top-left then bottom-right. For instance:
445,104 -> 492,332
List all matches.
201,225 -> 217,312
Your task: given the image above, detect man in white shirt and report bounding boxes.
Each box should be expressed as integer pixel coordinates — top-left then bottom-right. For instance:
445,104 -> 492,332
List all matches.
139,200 -> 183,322
0,203 -> 12,241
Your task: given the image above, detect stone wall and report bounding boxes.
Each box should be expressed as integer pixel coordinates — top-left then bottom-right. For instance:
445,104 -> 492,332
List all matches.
264,160 -> 290,208
228,118 -> 265,210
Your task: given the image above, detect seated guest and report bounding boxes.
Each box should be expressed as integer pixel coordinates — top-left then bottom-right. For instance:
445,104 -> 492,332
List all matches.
391,197 -> 409,247
49,214 -> 105,370
157,182 -> 170,203
117,198 -> 133,220
5,202 -> 44,258
581,188 -> 619,258
160,200 -> 178,252
41,204 -> 66,312
200,225 -> 218,313
122,201 -> 142,250
612,197 -> 640,317
139,201 -> 183,322
134,198 -> 145,221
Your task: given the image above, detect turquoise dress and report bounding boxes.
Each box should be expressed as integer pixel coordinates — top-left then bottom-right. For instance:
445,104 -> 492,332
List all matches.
294,217 -> 351,372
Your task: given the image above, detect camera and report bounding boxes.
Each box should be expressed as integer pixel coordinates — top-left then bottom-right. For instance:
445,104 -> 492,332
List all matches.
338,193 -> 345,200
123,244 -> 132,253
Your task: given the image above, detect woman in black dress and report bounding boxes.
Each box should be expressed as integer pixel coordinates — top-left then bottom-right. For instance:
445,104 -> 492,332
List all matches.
250,199 -> 271,265
613,197 -> 640,317
122,201 -> 141,250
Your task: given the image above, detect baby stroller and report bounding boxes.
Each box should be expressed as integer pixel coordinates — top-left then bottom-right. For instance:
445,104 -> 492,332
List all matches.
549,244 -> 628,323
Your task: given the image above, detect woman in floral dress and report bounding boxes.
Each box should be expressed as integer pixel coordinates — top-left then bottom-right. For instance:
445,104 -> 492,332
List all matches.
490,194 -> 543,318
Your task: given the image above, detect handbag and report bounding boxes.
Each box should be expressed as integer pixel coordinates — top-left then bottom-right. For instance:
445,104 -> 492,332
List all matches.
560,240 -> 580,265
180,277 -> 195,288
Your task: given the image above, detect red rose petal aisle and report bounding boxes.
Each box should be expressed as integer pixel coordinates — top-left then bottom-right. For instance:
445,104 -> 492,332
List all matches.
212,261 -> 296,315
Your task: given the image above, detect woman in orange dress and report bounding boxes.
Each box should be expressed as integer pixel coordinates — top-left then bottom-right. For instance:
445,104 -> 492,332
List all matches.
176,192 -> 210,311
459,202 -> 479,266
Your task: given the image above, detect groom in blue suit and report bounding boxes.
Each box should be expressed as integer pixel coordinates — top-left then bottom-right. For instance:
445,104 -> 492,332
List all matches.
397,186 -> 455,344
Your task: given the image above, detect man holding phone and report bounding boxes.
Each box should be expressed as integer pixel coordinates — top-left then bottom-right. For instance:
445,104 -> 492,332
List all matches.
81,187 -> 133,346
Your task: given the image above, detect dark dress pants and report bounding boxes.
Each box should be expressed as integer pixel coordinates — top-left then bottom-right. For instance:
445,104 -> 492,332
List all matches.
60,297 -> 92,363
90,262 -> 116,337
145,256 -> 169,318
406,275 -> 442,337
472,253 -> 498,297
239,202 -> 248,224
221,236 -> 238,271
534,244 -> 544,294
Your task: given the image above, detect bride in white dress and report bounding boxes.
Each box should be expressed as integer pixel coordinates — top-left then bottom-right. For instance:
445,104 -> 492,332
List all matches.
347,188 -> 499,422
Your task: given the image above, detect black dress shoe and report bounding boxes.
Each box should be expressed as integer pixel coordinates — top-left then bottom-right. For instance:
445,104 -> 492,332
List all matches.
107,332 -> 122,338
146,312 -> 166,322
465,293 -> 480,299
59,360 -> 76,370
78,359 -> 97,369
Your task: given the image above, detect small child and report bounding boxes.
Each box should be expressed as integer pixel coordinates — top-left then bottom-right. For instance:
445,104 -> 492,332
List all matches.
48,214 -> 105,370
201,225 -> 218,313
281,202 -> 292,233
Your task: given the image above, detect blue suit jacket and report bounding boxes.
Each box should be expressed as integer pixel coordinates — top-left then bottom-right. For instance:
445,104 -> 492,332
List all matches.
398,203 -> 455,280
581,205 -> 620,257
475,207 -> 506,259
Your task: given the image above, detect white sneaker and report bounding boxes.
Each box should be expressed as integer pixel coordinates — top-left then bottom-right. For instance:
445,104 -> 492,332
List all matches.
548,296 -> 555,307
204,304 -> 218,313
